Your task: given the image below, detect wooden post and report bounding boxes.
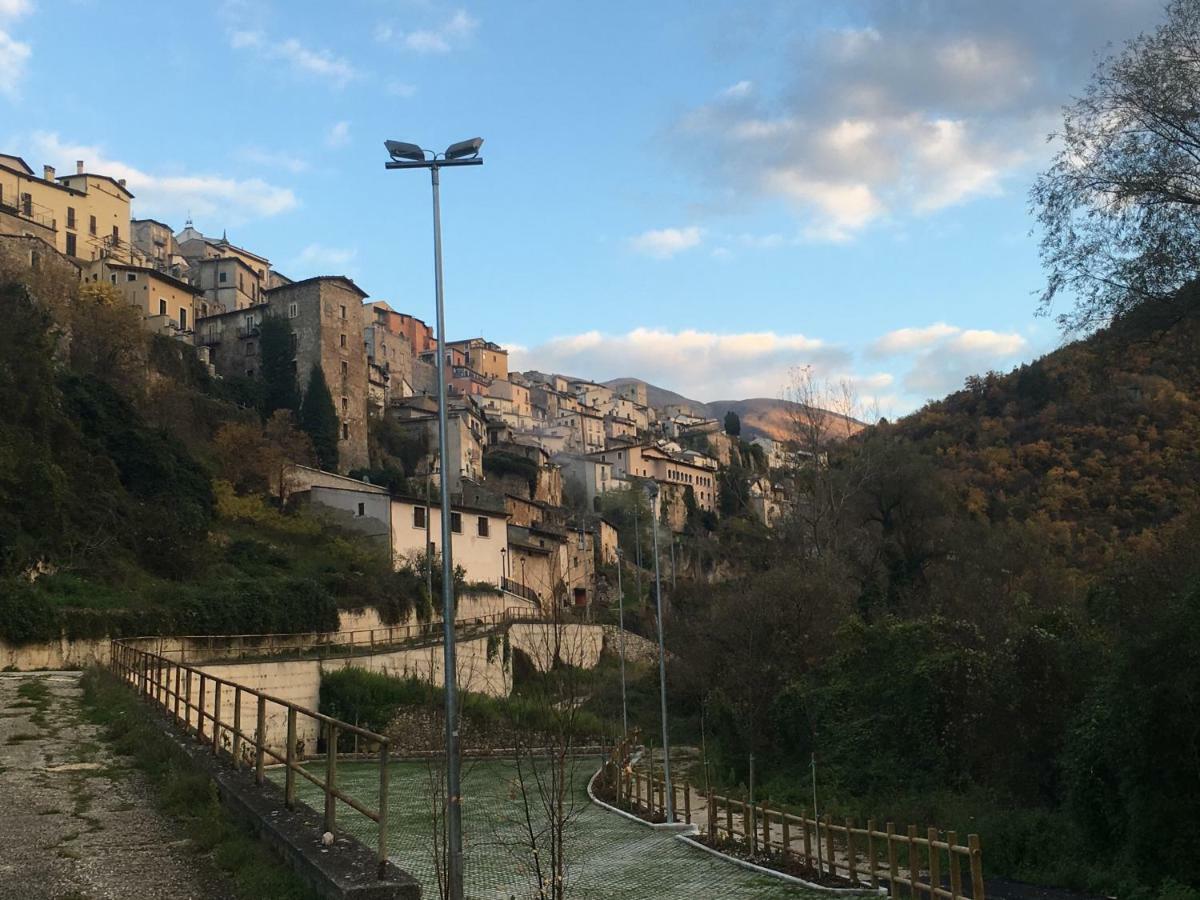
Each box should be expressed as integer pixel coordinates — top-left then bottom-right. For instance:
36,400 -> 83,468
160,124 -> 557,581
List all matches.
211,680 -> 221,755
887,823 -> 900,899
743,800 -> 753,852
197,675 -> 206,743
968,834 -> 984,900
848,819 -> 857,885
908,825 -> 919,899
285,707 -> 297,809
707,789 -> 716,836
867,819 -> 879,889
324,721 -> 338,832
683,781 -> 691,824
255,696 -> 266,785
762,803 -> 770,853
232,687 -> 243,770
782,814 -> 791,862
947,831 -> 962,900
725,797 -> 733,840
928,828 -> 942,900
826,815 -> 836,879
802,808 -> 813,871
184,669 -> 193,735
173,663 -> 181,723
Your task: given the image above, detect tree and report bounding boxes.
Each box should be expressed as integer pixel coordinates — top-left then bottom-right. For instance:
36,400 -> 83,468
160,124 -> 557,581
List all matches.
723,410 -> 741,436
213,410 -> 315,495
299,365 -> 339,471
258,315 -> 300,417
1032,0 -> 1200,331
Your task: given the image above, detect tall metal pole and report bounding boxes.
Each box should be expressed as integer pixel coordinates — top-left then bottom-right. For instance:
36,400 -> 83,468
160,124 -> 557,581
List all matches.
648,484 -> 674,822
430,163 -> 464,900
616,548 -> 628,739
670,538 -> 677,590
633,500 -> 643,607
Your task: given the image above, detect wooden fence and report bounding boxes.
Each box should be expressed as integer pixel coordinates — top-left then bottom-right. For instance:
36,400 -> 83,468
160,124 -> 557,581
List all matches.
109,638 -> 392,877
600,762 -> 985,900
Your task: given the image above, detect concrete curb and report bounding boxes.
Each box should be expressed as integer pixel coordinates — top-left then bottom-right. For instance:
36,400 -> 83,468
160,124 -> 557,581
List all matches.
674,834 -> 884,895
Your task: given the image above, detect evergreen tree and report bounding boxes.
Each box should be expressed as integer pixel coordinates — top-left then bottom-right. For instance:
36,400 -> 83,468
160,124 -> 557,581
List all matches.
724,410 -> 741,436
259,316 -> 300,416
299,365 -> 339,471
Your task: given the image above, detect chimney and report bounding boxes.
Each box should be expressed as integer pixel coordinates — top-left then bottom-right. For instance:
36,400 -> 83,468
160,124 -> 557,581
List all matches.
43,165 -> 55,180
76,160 -> 84,175
117,179 -> 126,187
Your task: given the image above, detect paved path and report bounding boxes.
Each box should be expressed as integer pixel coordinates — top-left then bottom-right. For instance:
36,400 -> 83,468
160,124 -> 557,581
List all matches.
0,671 -> 235,900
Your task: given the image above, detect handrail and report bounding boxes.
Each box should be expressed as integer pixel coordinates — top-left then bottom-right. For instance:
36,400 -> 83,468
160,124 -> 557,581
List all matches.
108,638 -> 392,878
595,759 -> 986,900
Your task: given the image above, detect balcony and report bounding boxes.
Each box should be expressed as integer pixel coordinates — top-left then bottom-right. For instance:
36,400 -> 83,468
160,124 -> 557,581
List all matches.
0,194 -> 56,231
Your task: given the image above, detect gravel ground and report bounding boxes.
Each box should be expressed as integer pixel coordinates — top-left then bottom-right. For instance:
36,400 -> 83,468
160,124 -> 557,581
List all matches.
0,671 -> 235,900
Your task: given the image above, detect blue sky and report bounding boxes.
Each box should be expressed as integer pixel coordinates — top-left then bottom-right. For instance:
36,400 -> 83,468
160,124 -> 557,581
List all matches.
0,0 -> 1168,414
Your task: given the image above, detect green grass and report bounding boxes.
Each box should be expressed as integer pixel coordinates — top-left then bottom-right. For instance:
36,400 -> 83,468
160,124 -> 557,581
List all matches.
80,668 -> 319,900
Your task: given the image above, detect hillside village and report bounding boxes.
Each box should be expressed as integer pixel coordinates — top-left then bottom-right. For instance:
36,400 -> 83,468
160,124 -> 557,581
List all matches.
0,149 -> 810,614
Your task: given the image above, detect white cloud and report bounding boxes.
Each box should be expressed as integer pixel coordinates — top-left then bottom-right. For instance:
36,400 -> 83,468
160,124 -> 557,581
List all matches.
721,79 -> 754,98
628,226 -> 704,259
30,131 -> 298,224
0,28 -> 30,98
379,9 -> 478,54
325,121 -> 351,149
508,327 -> 849,402
229,29 -> 357,87
0,0 -> 32,19
386,80 -> 417,98
237,146 -> 309,174
866,322 -> 1029,397
292,243 -> 357,272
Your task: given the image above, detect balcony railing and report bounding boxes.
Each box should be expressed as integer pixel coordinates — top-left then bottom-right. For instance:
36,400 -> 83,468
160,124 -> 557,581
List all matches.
502,576 -> 541,606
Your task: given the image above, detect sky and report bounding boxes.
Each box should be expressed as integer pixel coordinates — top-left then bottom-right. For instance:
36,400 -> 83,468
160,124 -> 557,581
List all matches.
0,0 -> 1170,416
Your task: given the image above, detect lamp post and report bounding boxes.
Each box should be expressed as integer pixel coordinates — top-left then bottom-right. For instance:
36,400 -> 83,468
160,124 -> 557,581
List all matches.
616,547 -> 628,739
384,136 -> 482,900
645,481 -> 674,822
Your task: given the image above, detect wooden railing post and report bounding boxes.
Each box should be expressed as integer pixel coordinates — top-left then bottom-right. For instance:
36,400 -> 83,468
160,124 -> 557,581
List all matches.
968,834 -> 984,900
325,721 -> 338,832
868,819 -> 879,889
908,825 -> 919,899
707,789 -> 715,836
285,707 -> 297,808
211,680 -> 222,755
197,675 -> 206,743
887,823 -> 899,899
802,808 -> 813,871
173,662 -> 181,723
947,831 -> 962,900
725,796 -> 733,839
255,695 -> 266,785
184,668 -> 193,735
826,815 -> 835,879
683,780 -> 691,824
232,687 -> 242,770
928,828 -> 942,900
761,803 -> 770,853
848,818 -> 857,885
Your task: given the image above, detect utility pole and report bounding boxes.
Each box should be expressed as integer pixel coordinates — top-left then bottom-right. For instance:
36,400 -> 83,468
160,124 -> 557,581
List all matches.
646,481 -> 674,822
616,548 -> 628,738
633,497 -> 643,607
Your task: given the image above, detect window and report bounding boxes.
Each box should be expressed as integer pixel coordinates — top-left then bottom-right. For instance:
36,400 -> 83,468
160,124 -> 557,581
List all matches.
356,502 -> 365,517
341,361 -> 348,377
288,302 -> 298,318
109,274 -> 116,284
246,368 -> 256,377
66,207 -> 76,229
126,272 -> 136,282
450,512 -> 462,534
65,233 -> 76,257
219,272 -> 227,283
340,305 -> 347,319
477,517 -> 489,537
245,341 -> 255,355
89,215 -> 96,236
239,274 -> 245,291
341,423 -> 349,440
112,225 -> 119,243
340,333 -> 347,348
413,507 -> 426,528
179,308 -> 187,330
158,299 -> 167,316
341,397 -> 348,413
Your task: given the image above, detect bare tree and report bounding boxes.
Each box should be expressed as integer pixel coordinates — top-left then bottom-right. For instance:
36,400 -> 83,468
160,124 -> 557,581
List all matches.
1032,0 -> 1200,332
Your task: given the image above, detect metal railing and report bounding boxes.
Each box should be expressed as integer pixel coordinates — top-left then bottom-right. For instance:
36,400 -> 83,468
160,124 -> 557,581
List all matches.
501,576 -> 541,606
109,639 -> 392,877
134,606 -> 544,665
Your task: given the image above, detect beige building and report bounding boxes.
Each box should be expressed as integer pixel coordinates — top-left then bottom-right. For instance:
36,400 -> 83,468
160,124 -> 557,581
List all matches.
588,443 -> 719,512
84,259 -> 200,337
448,338 -> 508,381
176,223 -> 271,312
0,155 -> 133,263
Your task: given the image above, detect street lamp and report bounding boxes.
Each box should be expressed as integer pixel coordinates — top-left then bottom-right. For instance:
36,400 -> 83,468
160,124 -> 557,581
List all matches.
615,547 -> 628,739
384,136 -> 483,900
644,481 -> 674,822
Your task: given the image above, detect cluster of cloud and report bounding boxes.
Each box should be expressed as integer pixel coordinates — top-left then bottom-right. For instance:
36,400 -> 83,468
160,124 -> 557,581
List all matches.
228,29 -> 357,88
664,0 -> 1164,242
325,121 -> 351,149
0,0 -> 32,99
628,226 -> 704,259
291,243 -> 357,273
375,10 -> 478,54
508,319 -> 1031,414
30,131 -> 297,225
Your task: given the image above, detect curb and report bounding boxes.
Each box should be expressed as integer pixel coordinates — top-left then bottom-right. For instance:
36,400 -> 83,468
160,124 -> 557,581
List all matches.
585,768 -> 699,833
674,834 -> 884,895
